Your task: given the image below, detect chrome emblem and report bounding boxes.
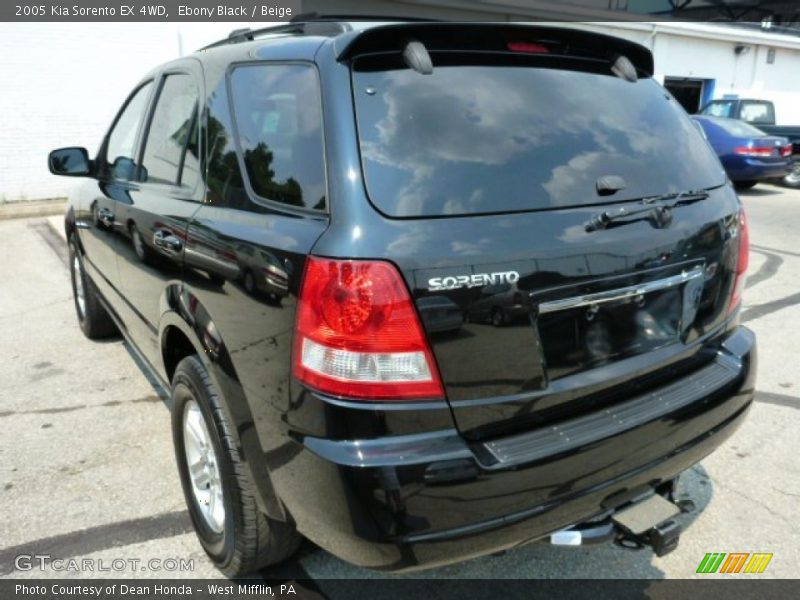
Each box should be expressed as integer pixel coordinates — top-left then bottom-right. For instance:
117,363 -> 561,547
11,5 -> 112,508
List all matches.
428,271 -> 520,292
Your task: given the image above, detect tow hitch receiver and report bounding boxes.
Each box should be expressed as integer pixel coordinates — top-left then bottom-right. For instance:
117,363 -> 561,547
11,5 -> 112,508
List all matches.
612,494 -> 683,557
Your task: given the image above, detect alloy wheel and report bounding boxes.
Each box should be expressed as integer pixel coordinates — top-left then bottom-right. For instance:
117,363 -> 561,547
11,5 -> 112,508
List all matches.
182,399 -> 225,533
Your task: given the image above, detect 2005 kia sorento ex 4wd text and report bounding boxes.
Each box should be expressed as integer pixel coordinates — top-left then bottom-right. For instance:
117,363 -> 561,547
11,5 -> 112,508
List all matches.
49,21 -> 756,575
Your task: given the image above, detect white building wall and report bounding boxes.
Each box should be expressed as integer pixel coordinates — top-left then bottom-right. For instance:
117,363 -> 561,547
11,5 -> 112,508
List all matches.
581,22 -> 800,123
2,20 -> 800,202
0,22 -> 260,202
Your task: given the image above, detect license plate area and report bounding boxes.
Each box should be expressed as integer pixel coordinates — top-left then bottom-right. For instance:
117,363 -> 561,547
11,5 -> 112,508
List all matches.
533,264 -> 705,380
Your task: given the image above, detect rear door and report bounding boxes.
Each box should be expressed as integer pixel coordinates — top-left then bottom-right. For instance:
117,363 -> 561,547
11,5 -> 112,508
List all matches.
116,61 -> 204,369
349,38 -> 742,440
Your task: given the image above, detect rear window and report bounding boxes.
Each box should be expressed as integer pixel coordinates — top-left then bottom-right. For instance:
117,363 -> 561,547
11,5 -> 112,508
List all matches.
352,55 -> 725,217
710,117 -> 766,137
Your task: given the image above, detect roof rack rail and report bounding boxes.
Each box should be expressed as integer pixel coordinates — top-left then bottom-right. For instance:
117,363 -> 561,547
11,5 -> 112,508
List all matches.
200,20 -> 352,51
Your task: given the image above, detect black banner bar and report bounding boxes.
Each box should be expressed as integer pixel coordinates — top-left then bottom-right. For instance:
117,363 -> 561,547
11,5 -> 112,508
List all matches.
3,0 -> 800,25
4,1 -> 301,21
4,579 -> 800,600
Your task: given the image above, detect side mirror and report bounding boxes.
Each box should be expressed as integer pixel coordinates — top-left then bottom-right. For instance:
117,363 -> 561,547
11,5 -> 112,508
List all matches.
48,147 -> 91,177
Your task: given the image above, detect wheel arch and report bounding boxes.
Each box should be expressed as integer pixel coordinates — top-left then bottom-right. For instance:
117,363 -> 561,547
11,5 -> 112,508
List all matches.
159,290 -> 287,522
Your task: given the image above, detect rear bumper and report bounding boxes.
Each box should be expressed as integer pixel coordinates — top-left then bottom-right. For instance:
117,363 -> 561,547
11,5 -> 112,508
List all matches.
275,326 -> 756,571
724,156 -> 792,181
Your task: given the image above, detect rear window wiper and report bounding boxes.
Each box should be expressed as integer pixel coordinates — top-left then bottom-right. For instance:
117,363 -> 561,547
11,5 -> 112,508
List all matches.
585,190 -> 710,232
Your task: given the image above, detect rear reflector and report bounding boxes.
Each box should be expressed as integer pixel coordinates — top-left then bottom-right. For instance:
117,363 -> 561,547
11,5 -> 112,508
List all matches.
728,209 -> 749,314
293,257 -> 444,400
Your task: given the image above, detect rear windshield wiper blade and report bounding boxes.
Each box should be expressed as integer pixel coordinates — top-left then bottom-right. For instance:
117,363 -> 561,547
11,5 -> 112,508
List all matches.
585,189 -> 710,232
641,189 -> 710,206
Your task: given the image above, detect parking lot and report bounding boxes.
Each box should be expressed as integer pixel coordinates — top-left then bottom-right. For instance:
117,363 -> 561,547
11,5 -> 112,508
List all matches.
1,184 -> 798,580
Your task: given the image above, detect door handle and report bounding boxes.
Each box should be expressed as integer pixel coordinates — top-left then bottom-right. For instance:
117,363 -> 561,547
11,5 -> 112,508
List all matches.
153,230 -> 183,254
97,207 -> 114,227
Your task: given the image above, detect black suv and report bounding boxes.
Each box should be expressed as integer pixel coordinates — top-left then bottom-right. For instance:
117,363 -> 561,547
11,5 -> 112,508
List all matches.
50,22 -> 756,575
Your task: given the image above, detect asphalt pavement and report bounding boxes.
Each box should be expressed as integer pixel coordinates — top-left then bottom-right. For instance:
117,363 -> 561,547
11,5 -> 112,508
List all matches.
1,184 -> 798,580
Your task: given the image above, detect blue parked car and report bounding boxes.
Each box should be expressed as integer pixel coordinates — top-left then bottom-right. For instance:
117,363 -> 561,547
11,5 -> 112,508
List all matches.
692,115 -> 792,190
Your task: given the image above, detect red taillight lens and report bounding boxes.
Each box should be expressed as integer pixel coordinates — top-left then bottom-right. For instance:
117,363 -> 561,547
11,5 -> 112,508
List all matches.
728,209 -> 750,314
781,145 -> 793,157
292,257 -> 444,400
734,146 -> 774,157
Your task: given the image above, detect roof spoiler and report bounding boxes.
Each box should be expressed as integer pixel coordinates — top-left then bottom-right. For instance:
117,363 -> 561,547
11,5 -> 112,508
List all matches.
334,23 -> 654,78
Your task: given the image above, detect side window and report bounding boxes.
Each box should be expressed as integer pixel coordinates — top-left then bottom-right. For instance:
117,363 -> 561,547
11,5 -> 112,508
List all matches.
229,64 -> 326,211
105,81 -> 153,180
141,73 -> 200,189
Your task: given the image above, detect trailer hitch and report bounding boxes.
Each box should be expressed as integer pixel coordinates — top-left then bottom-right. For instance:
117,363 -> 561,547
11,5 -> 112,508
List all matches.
611,493 -> 687,557
616,519 -> 682,556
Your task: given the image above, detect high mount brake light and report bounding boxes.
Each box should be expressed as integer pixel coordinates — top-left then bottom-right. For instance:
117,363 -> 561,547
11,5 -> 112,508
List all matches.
507,41 -> 550,54
728,209 -> 749,315
292,257 -> 445,400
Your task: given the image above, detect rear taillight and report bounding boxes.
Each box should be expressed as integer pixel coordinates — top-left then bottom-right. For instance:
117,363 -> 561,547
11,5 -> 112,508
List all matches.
734,146 -> 774,157
292,257 -> 444,400
728,209 -> 750,314
781,145 -> 793,157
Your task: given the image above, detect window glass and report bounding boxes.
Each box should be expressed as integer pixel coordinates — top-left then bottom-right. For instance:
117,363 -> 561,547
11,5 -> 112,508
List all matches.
740,101 -> 774,125
711,117 -> 766,137
206,85 -> 248,209
141,74 -> 200,188
702,101 -> 734,118
106,81 -> 153,180
353,55 -> 724,217
229,64 -> 326,211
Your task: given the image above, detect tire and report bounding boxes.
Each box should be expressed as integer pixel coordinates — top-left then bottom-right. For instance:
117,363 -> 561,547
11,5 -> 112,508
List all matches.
491,308 -> 506,327
129,223 -> 153,263
783,163 -> 800,189
734,181 -> 758,191
171,355 -> 301,576
68,237 -> 118,339
243,270 -> 256,295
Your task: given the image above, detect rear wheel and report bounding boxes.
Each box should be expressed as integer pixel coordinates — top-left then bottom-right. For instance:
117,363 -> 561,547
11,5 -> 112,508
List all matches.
783,163 -> 800,189
491,308 -> 506,327
243,270 -> 256,294
171,355 -> 301,576
129,223 -> 153,263
68,237 -> 118,339
734,181 -> 758,191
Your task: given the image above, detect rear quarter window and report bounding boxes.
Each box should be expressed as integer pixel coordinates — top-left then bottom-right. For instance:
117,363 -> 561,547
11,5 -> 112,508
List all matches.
353,55 -> 725,217
229,64 -> 327,212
